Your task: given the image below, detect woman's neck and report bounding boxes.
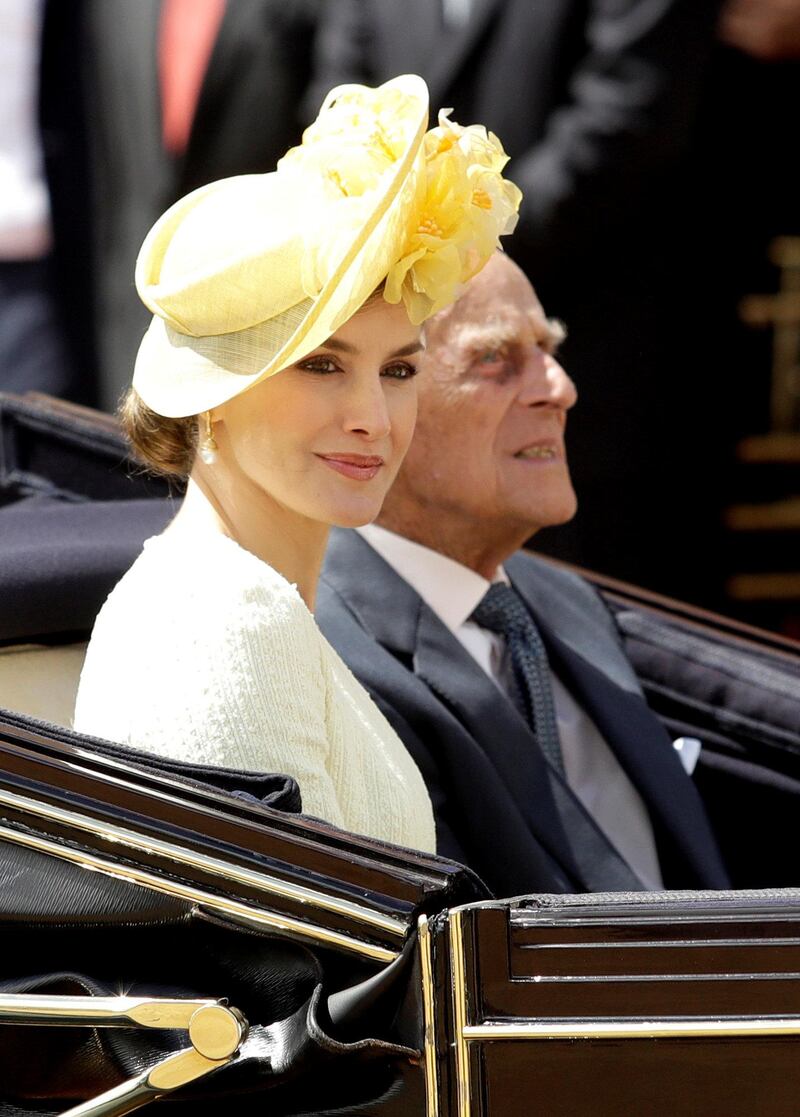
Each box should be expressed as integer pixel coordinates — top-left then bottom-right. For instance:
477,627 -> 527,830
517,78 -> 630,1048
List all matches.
169,474 -> 329,611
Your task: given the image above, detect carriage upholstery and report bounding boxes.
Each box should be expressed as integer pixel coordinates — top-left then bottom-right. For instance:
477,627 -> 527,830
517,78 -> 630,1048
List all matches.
0,394 -> 172,724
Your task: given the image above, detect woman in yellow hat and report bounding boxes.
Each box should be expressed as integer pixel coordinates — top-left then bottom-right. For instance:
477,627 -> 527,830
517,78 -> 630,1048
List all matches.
74,76 -> 519,851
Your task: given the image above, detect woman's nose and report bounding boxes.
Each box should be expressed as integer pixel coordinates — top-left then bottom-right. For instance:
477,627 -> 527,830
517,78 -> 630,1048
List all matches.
343,377 -> 392,439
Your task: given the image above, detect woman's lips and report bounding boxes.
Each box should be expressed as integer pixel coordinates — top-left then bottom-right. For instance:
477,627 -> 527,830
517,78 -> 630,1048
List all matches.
316,453 -> 385,481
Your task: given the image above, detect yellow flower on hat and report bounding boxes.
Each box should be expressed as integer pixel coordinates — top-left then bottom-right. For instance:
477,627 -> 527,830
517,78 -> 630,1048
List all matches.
278,81 -> 430,300
385,109 -> 522,323
427,110 -> 507,172
280,82 -> 424,199
280,95 -> 520,322
464,162 -> 523,270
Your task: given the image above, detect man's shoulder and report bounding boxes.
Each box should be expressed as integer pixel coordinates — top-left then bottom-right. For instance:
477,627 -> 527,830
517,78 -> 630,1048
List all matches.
507,550 -> 641,695
316,573 -> 429,708
506,549 -> 607,613
316,574 -> 373,652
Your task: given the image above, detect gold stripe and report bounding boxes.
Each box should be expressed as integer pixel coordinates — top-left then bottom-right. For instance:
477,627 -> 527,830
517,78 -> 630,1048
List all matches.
0,785 -> 406,937
0,994 -> 215,1029
418,916 -> 439,1117
0,820 -> 397,963
520,938 -> 800,950
449,907 -> 471,1117
463,1018 -> 800,1041
62,1048 -> 228,1117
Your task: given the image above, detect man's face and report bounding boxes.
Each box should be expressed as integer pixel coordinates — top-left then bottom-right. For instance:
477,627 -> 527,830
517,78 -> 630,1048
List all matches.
390,254 -> 578,540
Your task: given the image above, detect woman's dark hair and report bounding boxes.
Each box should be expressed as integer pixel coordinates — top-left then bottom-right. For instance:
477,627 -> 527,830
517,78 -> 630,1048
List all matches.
120,389 -> 198,479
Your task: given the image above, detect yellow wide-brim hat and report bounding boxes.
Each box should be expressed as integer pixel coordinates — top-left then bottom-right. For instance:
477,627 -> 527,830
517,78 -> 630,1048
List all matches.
133,74 -> 521,418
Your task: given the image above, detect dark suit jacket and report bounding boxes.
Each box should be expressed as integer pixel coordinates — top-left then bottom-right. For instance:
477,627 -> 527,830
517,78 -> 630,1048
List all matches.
32,1 -> 97,405
317,529 -> 730,897
83,0 -> 319,409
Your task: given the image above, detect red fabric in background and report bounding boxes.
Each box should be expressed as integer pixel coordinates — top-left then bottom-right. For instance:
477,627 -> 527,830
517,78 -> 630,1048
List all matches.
159,0 -> 226,155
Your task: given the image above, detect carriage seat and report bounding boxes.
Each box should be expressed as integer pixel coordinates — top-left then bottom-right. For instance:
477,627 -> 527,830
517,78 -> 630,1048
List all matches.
0,496 -> 172,725
0,392 -> 174,725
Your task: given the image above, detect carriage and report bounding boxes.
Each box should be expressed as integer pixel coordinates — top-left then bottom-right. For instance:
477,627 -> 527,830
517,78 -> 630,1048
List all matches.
1,391 -> 800,1115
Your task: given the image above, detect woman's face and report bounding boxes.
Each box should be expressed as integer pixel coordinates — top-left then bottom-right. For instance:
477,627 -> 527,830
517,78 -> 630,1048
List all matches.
213,299 -> 422,530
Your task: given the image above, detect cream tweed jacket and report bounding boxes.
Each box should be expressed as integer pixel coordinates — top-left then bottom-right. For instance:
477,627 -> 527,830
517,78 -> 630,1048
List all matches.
74,531 -> 435,853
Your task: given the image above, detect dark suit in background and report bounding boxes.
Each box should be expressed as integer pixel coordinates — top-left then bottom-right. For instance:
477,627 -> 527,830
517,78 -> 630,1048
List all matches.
39,0 -> 98,405
310,0 -> 727,604
318,529 -> 730,898
0,1 -> 95,404
84,0 -> 319,409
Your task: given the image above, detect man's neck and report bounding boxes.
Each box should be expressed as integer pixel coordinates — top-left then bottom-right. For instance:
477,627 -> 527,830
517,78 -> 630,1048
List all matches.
374,511 -> 531,581
359,522 -> 509,635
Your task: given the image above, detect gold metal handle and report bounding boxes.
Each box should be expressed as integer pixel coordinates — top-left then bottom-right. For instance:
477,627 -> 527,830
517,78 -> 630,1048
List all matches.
62,1047 -> 231,1117
0,995 -> 248,1117
0,993 -> 217,1030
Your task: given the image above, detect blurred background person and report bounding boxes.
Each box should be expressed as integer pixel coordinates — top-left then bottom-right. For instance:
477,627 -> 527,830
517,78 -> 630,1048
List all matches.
1,0 -> 95,403
83,0 -> 320,410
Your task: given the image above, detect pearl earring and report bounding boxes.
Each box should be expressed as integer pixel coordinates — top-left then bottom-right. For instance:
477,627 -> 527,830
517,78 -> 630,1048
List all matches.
199,411 -> 218,465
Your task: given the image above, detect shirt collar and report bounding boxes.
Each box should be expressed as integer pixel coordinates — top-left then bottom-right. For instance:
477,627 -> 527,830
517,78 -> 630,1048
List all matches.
357,524 -> 508,633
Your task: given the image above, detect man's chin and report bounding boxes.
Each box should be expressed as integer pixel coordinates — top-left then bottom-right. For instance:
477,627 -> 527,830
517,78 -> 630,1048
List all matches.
556,492 -> 579,524
522,492 -> 579,532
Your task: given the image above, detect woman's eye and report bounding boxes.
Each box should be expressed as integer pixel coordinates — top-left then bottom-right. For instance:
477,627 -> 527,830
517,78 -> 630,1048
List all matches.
297,356 -> 341,374
479,349 -> 503,365
381,361 -> 418,380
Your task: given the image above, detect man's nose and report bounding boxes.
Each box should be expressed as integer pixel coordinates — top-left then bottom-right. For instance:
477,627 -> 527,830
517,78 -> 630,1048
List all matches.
342,377 -> 392,439
517,350 -> 577,411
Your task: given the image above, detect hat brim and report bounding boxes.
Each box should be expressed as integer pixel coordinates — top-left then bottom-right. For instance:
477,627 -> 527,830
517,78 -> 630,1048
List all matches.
133,74 -> 429,418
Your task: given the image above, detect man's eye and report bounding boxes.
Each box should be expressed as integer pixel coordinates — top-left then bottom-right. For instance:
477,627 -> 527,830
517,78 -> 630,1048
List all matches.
382,362 -> 418,380
297,356 -> 340,374
475,349 -> 508,374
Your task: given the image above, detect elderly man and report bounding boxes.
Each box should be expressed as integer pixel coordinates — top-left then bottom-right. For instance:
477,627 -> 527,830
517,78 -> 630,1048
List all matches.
317,253 -> 729,897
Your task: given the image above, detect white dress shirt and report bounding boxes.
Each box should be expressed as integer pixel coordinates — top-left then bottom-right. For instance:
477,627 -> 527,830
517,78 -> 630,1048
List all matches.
358,524 -> 663,889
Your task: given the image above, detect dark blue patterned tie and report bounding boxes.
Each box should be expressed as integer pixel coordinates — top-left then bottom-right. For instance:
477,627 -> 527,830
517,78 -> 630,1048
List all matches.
471,583 -> 566,777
